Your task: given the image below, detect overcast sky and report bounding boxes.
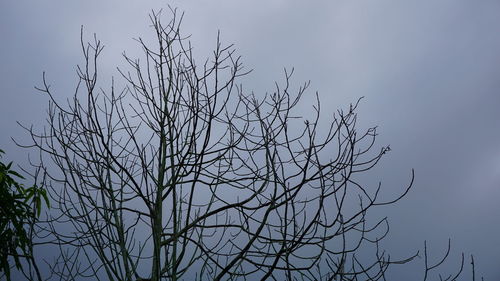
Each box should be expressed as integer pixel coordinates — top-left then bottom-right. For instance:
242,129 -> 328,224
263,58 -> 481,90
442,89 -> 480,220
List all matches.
1,1 -> 500,279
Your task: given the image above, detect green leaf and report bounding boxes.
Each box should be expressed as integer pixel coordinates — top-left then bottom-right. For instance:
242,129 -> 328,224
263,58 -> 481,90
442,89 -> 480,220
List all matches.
36,196 -> 42,217
7,169 -> 24,179
24,188 -> 35,202
40,188 -> 50,208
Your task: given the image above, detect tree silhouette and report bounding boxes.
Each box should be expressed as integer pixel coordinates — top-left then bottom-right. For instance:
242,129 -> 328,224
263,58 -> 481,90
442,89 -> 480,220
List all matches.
18,8 -> 478,281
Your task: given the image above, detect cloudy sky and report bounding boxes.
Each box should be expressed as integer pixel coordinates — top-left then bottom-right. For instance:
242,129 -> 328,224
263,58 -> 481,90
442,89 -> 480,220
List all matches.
1,0 -> 499,279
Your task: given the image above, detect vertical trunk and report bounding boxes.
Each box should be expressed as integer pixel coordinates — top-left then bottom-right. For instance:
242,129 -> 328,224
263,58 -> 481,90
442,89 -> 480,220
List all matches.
152,131 -> 167,281
151,196 -> 163,281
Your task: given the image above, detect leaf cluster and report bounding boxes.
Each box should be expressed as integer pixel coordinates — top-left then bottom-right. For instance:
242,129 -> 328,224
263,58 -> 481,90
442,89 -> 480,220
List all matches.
0,149 -> 48,280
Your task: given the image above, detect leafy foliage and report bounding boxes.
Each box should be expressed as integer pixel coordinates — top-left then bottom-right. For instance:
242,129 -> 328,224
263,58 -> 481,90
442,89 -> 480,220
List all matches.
0,149 -> 48,280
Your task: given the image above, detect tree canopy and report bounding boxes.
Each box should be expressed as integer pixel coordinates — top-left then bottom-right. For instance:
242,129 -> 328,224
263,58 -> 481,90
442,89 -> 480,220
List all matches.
11,8 -> 481,281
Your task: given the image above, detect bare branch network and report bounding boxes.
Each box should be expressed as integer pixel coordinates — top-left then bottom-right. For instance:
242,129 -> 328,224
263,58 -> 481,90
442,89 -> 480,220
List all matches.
15,8 -> 480,281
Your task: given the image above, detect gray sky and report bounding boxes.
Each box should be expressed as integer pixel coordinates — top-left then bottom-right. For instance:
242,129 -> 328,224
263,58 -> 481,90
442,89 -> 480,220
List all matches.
1,0 -> 499,279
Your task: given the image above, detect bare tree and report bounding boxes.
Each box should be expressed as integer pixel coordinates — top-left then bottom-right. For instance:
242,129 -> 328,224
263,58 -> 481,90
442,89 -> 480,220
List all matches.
17,8 -> 479,281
